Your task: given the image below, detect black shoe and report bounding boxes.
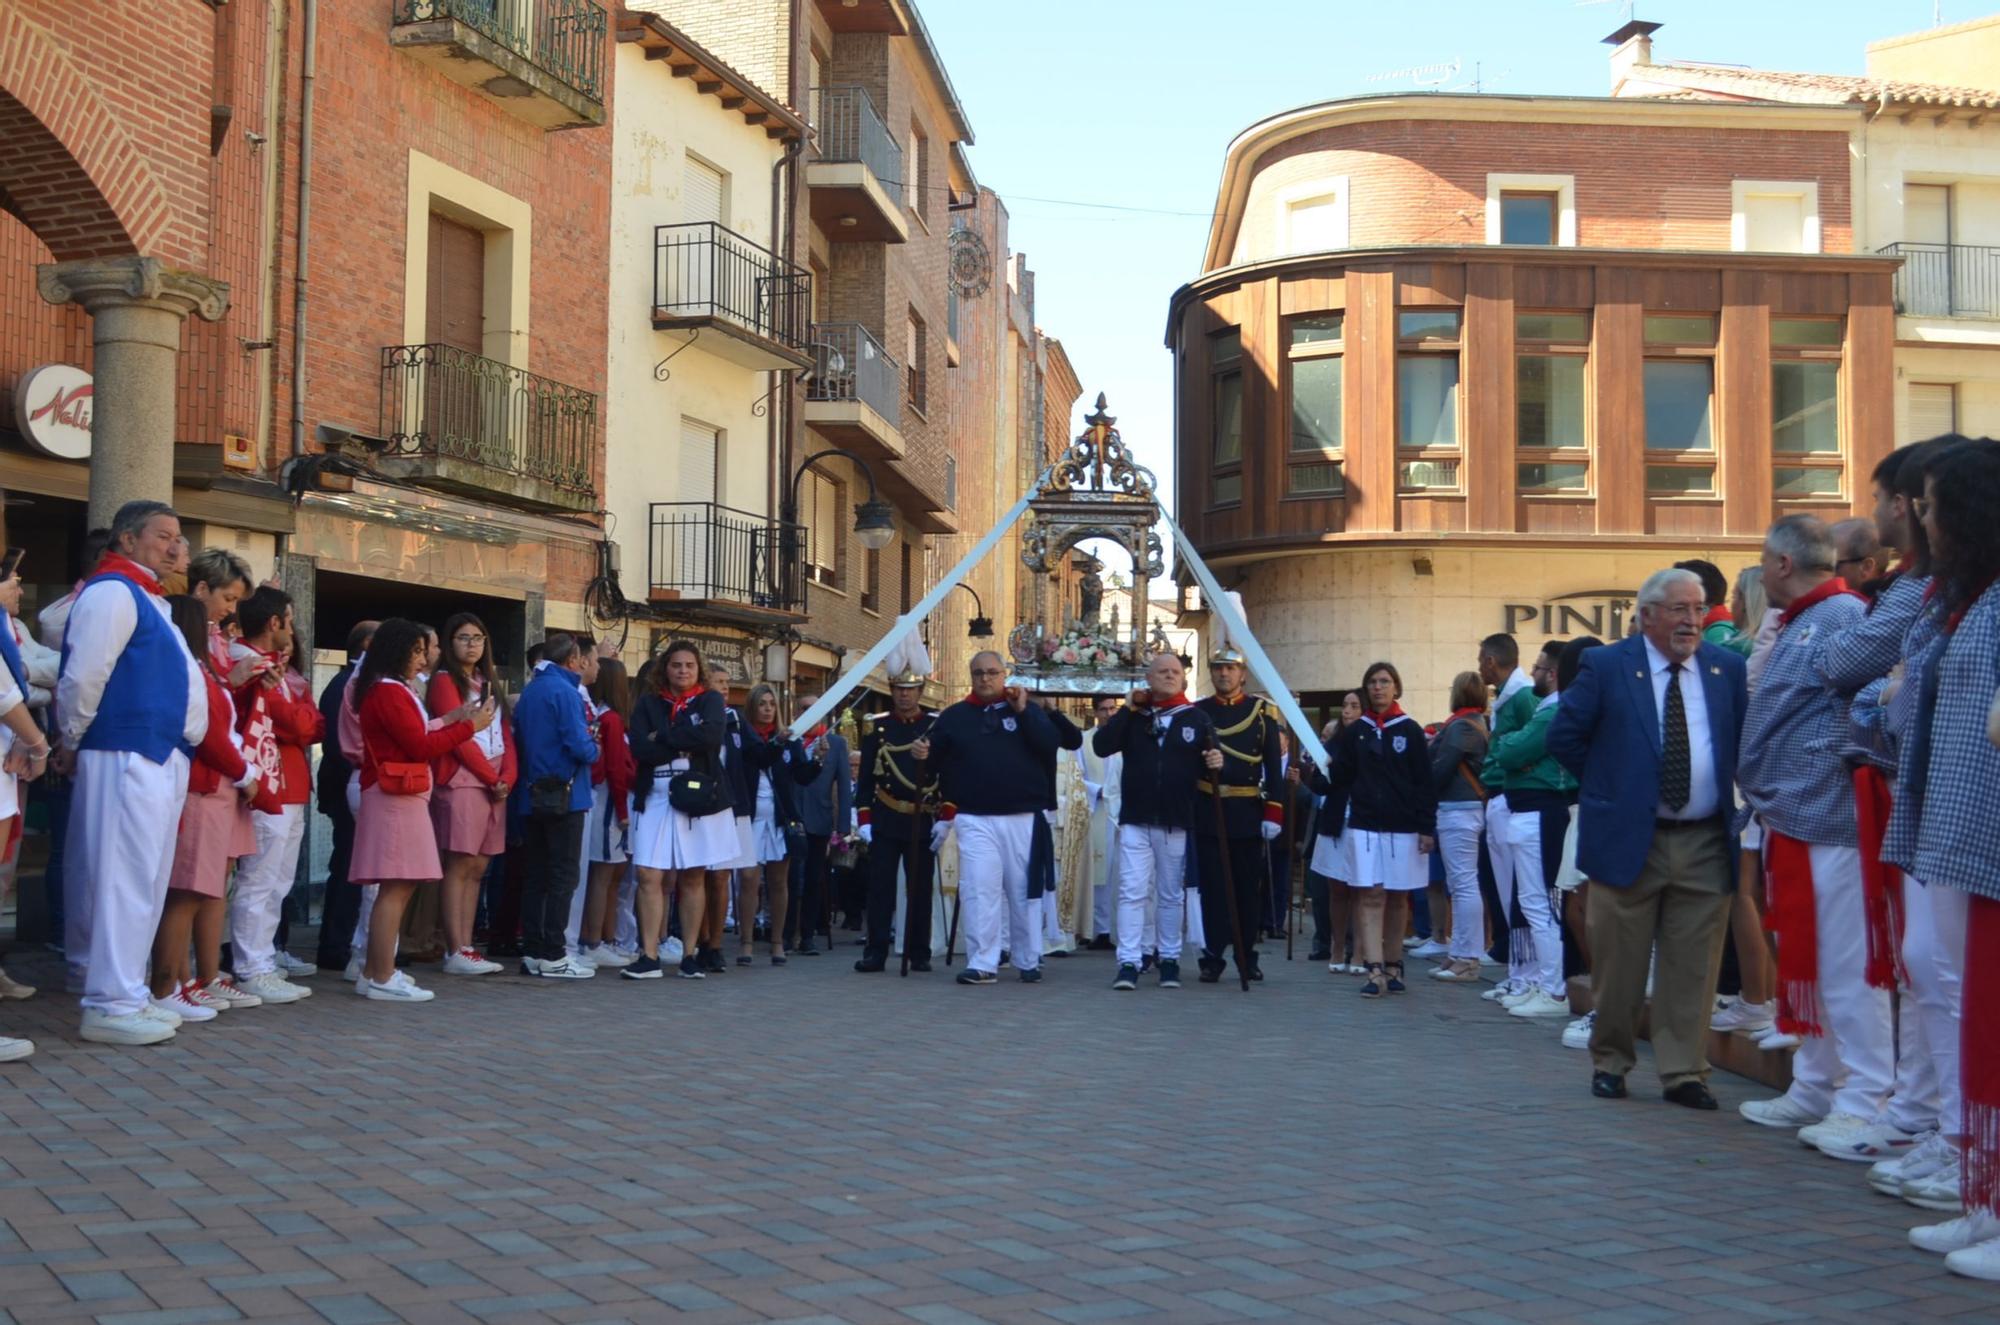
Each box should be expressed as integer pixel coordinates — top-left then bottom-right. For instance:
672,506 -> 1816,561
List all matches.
1592,1071 -> 1628,1100
1197,955 -> 1223,983
1088,934 -> 1114,951
908,959 -> 932,973
1111,964 -> 1138,991
1158,960 -> 1181,989
1047,949 -> 1070,959
1018,968 -> 1042,984
1359,964 -> 1385,998
700,947 -> 725,974
1307,950 -> 1331,963
792,943 -> 820,957
770,954 -> 787,966
1140,952 -> 1157,974
735,955 -> 754,966
679,956 -> 705,980
1243,955 -> 1264,983
622,955 -> 663,980
956,969 -> 997,986
1384,964 -> 1405,994
1662,1081 -> 1718,1111
854,958 -> 886,973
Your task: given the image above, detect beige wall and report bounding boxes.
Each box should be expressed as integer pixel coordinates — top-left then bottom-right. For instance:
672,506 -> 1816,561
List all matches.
1866,14 -> 2000,89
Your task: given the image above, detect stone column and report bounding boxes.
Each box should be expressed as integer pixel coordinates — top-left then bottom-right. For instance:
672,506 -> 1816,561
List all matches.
37,256 -> 230,528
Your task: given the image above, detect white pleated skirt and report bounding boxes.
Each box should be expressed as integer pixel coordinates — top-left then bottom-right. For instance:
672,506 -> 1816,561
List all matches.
630,765 -> 737,871
586,780 -> 630,865
1346,828 -> 1427,891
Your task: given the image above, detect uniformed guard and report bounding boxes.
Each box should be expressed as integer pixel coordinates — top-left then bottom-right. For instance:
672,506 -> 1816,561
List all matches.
1193,622 -> 1284,985
854,639 -> 936,974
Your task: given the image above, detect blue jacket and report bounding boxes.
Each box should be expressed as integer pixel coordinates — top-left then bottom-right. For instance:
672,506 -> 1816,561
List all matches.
793,731 -> 852,837
513,663 -> 598,814
1547,635 -> 1747,889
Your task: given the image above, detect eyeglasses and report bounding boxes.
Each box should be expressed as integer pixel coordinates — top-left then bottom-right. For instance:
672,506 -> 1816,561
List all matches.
1913,497 -> 1934,520
970,668 -> 1005,679
1651,602 -> 1704,620
453,634 -> 486,645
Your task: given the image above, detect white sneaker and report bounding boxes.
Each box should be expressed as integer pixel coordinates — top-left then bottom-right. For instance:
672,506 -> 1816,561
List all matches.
662,936 -> 686,964
1911,1210 -> 2000,1255
343,956 -> 364,983
1561,1010 -> 1596,1049
1739,1095 -> 1824,1129
1870,1132 -> 1950,1196
1904,1169 -> 1968,1214
1407,939 -> 1449,959
1507,989 -> 1572,1019
1711,998 -> 1775,1035
0,1034 -> 32,1062
154,987 -> 216,1023
142,1001 -> 183,1027
569,947 -> 598,969
1945,1235 -> 2000,1280
535,956 -> 595,980
80,1009 -> 175,1045
1481,978 -> 1524,1003
586,945 -> 633,969
198,977 -> 263,1009
1755,1026 -> 1802,1051
362,976 -> 435,1002
275,951 -> 319,978
1796,1112 -> 1881,1157
1804,1115 -> 1918,1163
1401,934 -> 1424,950
442,949 -> 503,976
239,973 -> 311,1004
1499,986 -> 1540,1010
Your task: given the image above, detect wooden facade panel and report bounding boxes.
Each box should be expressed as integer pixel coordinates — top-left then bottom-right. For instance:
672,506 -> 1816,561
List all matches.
1636,268 -> 1722,312
1845,273 -> 1895,508
1345,268 -> 1398,531
1719,272 -> 1773,535
1513,264 -> 1595,312
1463,264 -> 1513,531
1593,267 -> 1645,534
1396,264 -> 1465,306
1647,501 -> 1725,538
1243,277 -> 1277,535
1397,497 -> 1467,532
1279,275 -> 1346,316
1519,500 -> 1596,535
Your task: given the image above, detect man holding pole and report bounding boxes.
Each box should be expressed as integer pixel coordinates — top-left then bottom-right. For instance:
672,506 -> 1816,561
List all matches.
1195,641 -> 1285,986
854,647 -> 937,975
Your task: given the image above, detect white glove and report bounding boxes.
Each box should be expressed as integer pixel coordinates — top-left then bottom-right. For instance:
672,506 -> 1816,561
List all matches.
1260,819 -> 1282,842
930,819 -> 952,854
856,823 -> 873,845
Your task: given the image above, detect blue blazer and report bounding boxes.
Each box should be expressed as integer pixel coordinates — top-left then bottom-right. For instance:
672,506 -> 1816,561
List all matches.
1546,635 -> 1748,889
513,664 -> 599,814
795,732 -> 853,837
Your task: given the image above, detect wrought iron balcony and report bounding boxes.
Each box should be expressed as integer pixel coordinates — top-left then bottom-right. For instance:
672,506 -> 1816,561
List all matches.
648,502 -> 804,620
652,222 -> 813,370
1880,241 -> 2000,320
390,0 -> 606,129
806,86 -> 908,243
379,344 -> 596,513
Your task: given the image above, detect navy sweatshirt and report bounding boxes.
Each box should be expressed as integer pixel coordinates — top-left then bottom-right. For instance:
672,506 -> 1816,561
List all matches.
926,697 -> 1060,816
1093,700 -> 1214,832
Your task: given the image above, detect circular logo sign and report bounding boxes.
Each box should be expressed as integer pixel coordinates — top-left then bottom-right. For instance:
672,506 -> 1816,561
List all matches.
13,364 -> 93,461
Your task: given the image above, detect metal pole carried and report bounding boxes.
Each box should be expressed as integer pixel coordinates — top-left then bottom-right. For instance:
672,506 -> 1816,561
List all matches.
1284,773 -> 1299,962
1204,734 -> 1251,994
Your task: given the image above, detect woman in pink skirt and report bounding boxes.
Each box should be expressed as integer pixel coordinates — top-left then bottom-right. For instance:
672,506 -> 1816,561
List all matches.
352,618 -> 491,1002
427,612 -> 514,977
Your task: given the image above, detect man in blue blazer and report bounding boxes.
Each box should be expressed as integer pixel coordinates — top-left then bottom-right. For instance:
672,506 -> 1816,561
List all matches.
787,697 -> 853,954
1549,567 -> 1749,1110
512,634 -> 599,980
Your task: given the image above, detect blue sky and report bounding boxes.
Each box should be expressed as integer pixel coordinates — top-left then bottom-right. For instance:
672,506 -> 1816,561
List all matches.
921,0 -> 1969,515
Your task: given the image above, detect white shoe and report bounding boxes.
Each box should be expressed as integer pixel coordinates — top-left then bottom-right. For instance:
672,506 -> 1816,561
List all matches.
1407,939 -> 1449,959
1561,1010 -> 1596,1049
1755,1027 -> 1802,1051
1803,1115 -> 1917,1163
443,950 -> 503,976
535,956 -> 595,980
1499,986 -> 1540,1010
1711,998 -> 1775,1035
80,1009 -> 175,1046
1945,1235 -> 2000,1280
343,957 -> 363,983
569,947 -> 598,968
1481,978 -> 1524,1003
1870,1132 -> 1950,1196
141,1001 -> 183,1027
0,968 -> 36,999
662,936 -> 685,964
586,945 -> 633,969
275,951 -> 319,978
0,1034 -> 32,1062
1911,1210 -> 2000,1255
154,987 -> 216,1023
198,977 -> 263,1009
362,976 -> 434,1002
1401,934 -> 1424,950
1904,1168 -> 1968,1213
1429,962 -> 1481,981
239,973 -> 311,1004
1507,989 -> 1572,1019
1739,1095 -> 1824,1129
1795,1112 -> 1883,1157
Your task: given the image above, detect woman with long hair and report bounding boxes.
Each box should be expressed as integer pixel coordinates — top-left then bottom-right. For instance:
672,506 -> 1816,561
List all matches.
351,618 -> 492,1001
579,657 -> 636,966
427,612 -> 514,976
735,683 -> 819,966
1429,672 -> 1490,983
1309,691 -> 1363,972
625,640 -> 736,979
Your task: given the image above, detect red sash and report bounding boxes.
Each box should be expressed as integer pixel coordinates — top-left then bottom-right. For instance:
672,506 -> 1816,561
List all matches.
1763,829 -> 1823,1037
1851,765 -> 1905,991
1965,896 -> 2000,1216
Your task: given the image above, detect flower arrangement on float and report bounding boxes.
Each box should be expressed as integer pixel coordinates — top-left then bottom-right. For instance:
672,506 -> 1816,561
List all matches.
1038,623 -> 1129,669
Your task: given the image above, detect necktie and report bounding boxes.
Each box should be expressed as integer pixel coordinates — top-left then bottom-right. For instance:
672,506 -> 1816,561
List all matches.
1661,662 -> 1691,813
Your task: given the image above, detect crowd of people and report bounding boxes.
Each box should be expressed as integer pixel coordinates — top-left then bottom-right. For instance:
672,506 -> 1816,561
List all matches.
0,436 -> 1996,1282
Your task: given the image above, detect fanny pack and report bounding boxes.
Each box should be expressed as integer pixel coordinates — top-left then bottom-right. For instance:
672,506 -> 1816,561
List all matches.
528,776 -> 571,818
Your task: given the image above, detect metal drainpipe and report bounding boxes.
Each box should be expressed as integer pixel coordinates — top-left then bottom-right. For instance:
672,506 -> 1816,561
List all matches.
289,0 -> 318,461
772,0 -> 804,567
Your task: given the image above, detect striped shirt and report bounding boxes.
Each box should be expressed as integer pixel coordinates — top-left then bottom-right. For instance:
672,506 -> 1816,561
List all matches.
1881,603 -> 1945,873
1910,581 -> 2000,901
1815,573 -> 1929,771
1738,589 -> 1867,846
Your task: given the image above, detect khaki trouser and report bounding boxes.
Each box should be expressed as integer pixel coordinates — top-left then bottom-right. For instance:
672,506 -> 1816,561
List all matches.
1587,822 -> 1733,1089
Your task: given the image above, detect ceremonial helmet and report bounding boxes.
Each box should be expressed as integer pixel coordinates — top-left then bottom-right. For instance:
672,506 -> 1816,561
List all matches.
1208,591 -> 1247,667
885,635 -> 931,689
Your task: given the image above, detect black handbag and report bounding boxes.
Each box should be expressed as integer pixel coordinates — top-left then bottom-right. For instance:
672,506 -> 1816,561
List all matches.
667,767 -> 725,817
528,776 -> 571,818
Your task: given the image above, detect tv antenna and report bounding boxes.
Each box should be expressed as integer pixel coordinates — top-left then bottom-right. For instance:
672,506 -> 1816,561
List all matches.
1576,0 -> 1637,21
1446,61 -> 1510,93
1366,57 -> 1463,89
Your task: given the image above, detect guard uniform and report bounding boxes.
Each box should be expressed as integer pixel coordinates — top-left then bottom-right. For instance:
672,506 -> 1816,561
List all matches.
856,706 -> 938,970
1193,691 -> 1284,981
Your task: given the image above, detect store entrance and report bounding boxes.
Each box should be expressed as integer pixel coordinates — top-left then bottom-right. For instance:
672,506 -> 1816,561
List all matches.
312,570 -> 530,683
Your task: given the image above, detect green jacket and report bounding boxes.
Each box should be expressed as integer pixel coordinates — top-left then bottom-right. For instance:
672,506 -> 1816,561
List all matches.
1494,695 -> 1579,795
1478,687 -> 1538,789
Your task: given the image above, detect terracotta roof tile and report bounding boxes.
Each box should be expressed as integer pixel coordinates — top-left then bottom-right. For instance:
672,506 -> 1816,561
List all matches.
1631,63 -> 2000,110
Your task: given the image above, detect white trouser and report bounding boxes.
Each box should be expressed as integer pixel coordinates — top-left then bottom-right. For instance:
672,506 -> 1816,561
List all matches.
956,813 -> 1037,975
1505,807 -> 1565,996
71,748 -> 190,1018
1887,871 -> 1942,1136
230,804 -> 305,978
1485,798 -> 1513,968
614,859 -> 639,951
1912,877 -> 1968,1142
352,883 -> 379,958
1041,888 -> 1069,950
1115,823 -> 1187,967
1785,844 -> 1895,1120
1437,803 -> 1486,962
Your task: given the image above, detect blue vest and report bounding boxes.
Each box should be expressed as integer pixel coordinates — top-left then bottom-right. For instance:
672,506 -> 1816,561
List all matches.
61,574 -> 192,765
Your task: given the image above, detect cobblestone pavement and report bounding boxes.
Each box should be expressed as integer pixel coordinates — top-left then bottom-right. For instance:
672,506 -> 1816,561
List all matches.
0,939 -> 1993,1324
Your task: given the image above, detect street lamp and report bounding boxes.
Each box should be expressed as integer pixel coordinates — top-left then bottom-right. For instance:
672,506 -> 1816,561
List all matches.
955,581 -> 993,638
784,448 -> 896,578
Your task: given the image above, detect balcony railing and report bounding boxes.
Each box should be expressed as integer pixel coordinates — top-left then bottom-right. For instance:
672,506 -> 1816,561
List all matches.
648,502 -> 802,612
653,222 -> 812,353
1879,241 -> 2000,319
809,86 -> 904,193
392,0 -> 606,103
380,344 -> 595,500
806,323 -> 902,426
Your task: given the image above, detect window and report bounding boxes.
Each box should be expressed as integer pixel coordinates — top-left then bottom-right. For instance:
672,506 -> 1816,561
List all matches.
944,453 -> 958,510
899,541 -> 915,612
1643,314 -> 1717,496
1515,312 -> 1590,492
1499,192 -> 1557,245
1908,381 -> 1958,442
1397,309 -> 1460,491
1903,183 -> 1953,315
1276,178 -> 1349,256
1210,328 -> 1244,507
805,471 -> 844,588
1284,314 -> 1344,498
1731,180 -> 1820,254
1485,173 -> 1575,246
1772,317 -> 1842,499
861,545 -> 881,613
906,309 -> 928,414
906,123 -> 929,223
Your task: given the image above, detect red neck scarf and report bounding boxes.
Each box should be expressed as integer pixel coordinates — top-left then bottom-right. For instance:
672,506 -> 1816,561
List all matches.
751,721 -> 778,739
1139,691 -> 1190,711
1777,576 -> 1862,628
1700,604 -> 1733,631
1448,706 -> 1486,723
95,553 -> 164,595
663,684 -> 706,719
800,723 -> 827,747
963,692 -> 1008,709
1360,704 -> 1406,732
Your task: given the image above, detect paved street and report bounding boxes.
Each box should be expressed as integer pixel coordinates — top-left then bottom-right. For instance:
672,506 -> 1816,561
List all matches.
0,941 -> 1991,1324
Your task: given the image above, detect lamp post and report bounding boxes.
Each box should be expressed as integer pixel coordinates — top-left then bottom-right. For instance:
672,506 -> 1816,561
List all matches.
955,581 -> 993,638
781,448 -> 895,607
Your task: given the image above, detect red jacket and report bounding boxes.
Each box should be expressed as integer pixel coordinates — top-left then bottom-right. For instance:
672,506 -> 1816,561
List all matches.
187,672 -> 250,797
264,671 -> 323,806
359,679 -> 472,791
426,671 -> 518,789
591,707 -> 636,825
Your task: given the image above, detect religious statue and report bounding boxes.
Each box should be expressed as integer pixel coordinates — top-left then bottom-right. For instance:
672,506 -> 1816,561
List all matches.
1078,559 -> 1104,628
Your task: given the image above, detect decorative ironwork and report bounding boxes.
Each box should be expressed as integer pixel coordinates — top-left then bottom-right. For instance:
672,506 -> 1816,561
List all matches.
653,327 -> 699,382
806,322 -> 902,426
648,501 -> 803,612
380,343 -> 595,496
947,225 -> 992,298
393,0 -> 607,103
1878,241 -> 2000,318
653,222 -> 812,353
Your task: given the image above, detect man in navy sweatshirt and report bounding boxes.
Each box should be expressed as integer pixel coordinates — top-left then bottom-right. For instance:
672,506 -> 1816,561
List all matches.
921,650 -> 1060,985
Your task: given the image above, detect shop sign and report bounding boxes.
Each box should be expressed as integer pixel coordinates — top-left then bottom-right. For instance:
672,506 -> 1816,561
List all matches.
13,364 -> 93,461
1502,589 -> 1636,640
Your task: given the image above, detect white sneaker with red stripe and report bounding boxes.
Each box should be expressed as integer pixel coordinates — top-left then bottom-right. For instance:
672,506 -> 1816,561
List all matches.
443,949 -> 502,976
197,977 -> 263,1010
154,985 -> 217,1023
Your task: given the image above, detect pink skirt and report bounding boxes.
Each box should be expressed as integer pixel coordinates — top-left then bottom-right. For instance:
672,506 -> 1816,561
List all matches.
433,783 -> 505,856
351,782 -> 444,884
170,784 -> 252,898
